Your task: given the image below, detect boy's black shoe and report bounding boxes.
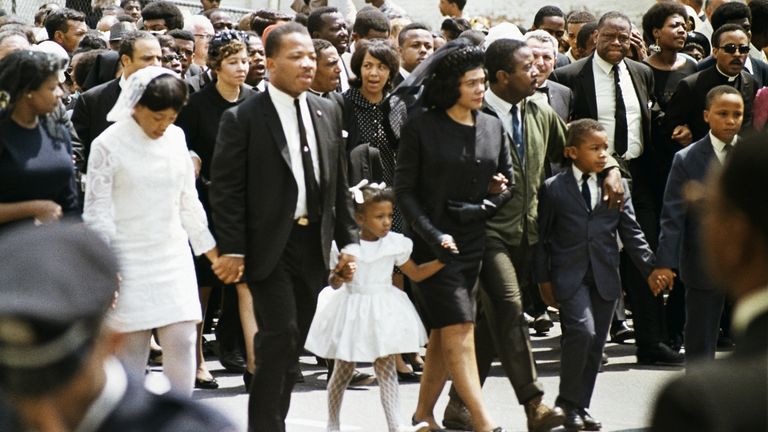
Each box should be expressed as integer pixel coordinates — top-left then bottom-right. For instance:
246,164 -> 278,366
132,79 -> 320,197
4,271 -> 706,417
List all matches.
578,408 -> 602,431
557,400 -> 584,431
637,343 -> 685,366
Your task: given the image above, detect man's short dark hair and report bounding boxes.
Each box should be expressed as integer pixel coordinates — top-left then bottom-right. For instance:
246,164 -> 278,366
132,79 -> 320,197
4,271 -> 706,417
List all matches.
533,5 -> 565,28
398,22 -> 430,47
597,11 -> 631,30
485,38 -> 527,84
566,118 -> 606,148
44,8 -> 85,40
118,30 -> 156,60
120,0 -> 139,8
312,37 -> 333,55
576,21 -> 598,49
440,17 -> 471,41
265,22 -> 309,58
250,9 -> 293,36
141,1 -> 184,31
307,6 -> 340,35
566,10 -> 596,25
711,23 -> 748,48
78,30 -> 108,50
711,2 -> 752,33
749,0 -> 768,37
168,29 -> 194,42
705,84 -> 742,109
352,8 -> 389,37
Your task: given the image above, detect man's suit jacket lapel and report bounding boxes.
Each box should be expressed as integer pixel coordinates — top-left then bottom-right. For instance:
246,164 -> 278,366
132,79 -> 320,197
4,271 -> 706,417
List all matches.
262,91 -> 292,170
307,95 -> 331,190
626,61 -> 651,124
578,55 -> 598,119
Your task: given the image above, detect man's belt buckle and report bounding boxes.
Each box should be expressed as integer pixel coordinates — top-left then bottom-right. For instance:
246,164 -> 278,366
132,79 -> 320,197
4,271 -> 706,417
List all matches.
296,216 -> 309,226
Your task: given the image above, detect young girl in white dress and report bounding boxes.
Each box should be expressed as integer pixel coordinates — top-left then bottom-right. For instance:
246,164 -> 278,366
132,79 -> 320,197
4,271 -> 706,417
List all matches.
305,181 -> 457,432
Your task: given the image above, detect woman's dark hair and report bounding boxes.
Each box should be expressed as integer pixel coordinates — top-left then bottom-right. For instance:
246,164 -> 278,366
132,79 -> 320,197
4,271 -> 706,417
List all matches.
423,38 -> 484,110
440,17 -> 471,41
0,50 -> 66,113
641,2 -> 687,46
207,30 -> 248,70
353,184 -> 395,214
349,40 -> 400,93
136,74 -> 188,112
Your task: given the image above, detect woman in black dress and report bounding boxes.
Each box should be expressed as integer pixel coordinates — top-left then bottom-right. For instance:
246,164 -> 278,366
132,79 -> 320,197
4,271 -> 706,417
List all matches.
176,30 -> 256,390
642,2 -> 698,351
0,51 -> 77,228
345,40 -> 419,379
395,39 -> 513,432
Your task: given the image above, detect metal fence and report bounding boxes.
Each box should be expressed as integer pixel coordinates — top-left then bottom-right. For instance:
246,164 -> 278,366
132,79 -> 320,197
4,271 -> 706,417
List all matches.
1,0 -> 252,27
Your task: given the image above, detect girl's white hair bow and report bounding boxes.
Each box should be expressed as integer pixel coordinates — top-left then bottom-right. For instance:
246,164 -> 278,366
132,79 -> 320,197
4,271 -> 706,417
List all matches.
348,179 -> 387,204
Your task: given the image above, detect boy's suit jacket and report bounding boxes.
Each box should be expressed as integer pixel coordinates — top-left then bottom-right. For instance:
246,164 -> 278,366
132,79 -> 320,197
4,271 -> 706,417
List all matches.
656,134 -> 721,290
535,171 -> 655,301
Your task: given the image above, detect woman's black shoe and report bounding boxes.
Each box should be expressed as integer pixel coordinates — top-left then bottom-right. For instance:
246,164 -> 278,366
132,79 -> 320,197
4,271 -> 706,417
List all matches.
194,377 -> 219,390
397,370 -> 421,382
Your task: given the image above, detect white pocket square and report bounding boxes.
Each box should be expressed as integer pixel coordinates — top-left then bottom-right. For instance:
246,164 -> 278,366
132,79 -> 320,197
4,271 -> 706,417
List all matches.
342,130 -> 349,138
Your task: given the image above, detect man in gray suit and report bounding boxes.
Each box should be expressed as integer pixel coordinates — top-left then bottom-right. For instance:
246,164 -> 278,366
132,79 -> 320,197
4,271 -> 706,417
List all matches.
536,119 -> 657,431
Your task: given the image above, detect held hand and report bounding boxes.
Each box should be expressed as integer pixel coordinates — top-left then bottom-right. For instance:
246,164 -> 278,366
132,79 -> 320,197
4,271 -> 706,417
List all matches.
538,282 -> 559,309
334,253 -> 357,282
487,173 -> 509,194
191,155 -> 202,178
434,234 -> 459,263
31,200 -> 63,224
671,125 -> 693,146
204,246 -> 219,265
440,234 -> 459,254
212,256 -> 244,285
602,169 -> 625,211
647,268 -> 676,296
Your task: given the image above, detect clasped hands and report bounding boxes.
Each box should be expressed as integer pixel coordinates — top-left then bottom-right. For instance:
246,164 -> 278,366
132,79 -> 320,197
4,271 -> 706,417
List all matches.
647,268 -> 676,296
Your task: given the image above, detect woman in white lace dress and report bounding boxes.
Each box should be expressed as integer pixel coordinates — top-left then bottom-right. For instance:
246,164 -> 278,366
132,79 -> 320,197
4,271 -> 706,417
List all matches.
83,67 -> 219,396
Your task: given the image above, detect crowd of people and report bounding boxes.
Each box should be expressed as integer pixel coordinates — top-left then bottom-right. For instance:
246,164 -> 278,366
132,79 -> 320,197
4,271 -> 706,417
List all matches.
0,0 -> 766,431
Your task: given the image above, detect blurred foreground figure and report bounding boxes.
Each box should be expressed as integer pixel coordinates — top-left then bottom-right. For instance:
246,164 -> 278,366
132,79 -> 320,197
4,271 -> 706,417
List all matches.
651,133 -> 768,432
0,224 -> 235,432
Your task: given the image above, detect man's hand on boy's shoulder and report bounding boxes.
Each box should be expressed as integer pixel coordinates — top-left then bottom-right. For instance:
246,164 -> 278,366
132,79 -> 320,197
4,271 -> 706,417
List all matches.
602,167 -> 625,210
538,282 -> 559,309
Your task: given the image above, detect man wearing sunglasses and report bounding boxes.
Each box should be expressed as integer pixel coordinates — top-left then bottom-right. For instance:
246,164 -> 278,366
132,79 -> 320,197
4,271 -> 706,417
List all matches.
667,24 -> 758,146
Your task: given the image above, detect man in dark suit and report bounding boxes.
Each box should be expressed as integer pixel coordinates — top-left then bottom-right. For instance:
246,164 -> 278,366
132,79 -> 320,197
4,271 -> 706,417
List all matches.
71,31 -> 161,167
536,119 -> 656,431
209,23 -> 359,432
550,11 -> 683,365
526,29 -> 574,123
651,132 -> 768,432
668,24 -> 758,146
392,22 -> 434,88
653,86 -> 744,362
0,224 -> 236,432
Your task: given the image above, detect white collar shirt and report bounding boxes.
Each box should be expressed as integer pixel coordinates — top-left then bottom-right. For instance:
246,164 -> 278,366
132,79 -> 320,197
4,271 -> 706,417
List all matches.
572,164 -> 599,210
484,88 -> 518,139
709,131 -> 738,165
593,54 -> 644,160
268,82 -> 321,219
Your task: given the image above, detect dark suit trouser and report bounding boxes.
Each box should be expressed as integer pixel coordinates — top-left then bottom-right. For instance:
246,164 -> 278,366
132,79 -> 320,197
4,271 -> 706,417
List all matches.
558,277 -> 617,408
684,286 -> 725,363
622,160 -> 665,352
216,284 -> 244,355
247,224 -> 325,432
448,236 -> 544,405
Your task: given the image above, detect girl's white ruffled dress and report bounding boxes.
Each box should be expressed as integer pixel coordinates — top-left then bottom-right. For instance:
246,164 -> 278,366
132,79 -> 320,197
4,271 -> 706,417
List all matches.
305,232 -> 428,362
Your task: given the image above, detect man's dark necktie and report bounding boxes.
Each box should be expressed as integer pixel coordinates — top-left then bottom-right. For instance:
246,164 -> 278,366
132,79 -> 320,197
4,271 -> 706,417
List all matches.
510,105 -> 525,161
612,64 -> 628,157
294,98 -> 321,222
581,173 -> 592,211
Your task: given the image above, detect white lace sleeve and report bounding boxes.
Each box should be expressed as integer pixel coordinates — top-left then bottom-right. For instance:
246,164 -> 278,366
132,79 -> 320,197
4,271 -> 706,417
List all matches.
83,138 -> 117,244
178,135 -> 215,255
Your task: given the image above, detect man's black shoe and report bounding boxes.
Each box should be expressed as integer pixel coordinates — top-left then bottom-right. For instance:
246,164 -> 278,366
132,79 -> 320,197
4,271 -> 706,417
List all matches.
557,400 -> 584,431
578,408 -> 602,431
533,312 -> 554,335
219,349 -> 247,373
637,343 -> 685,366
609,321 -> 635,344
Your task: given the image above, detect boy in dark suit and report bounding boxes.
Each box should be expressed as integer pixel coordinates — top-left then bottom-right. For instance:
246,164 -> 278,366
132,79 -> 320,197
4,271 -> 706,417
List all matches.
536,119 -> 661,431
652,86 -> 744,363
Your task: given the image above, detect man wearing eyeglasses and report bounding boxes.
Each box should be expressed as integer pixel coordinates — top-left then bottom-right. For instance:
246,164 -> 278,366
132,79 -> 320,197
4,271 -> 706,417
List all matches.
668,24 -> 758,146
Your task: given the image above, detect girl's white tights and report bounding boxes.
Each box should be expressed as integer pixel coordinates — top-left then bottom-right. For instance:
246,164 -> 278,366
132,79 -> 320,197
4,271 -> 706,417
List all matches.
117,320 -> 197,396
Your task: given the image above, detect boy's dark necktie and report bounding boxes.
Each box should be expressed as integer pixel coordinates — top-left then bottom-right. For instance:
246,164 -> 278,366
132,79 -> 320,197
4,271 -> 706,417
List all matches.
581,173 -> 592,211
294,98 -> 321,222
612,64 -> 628,157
